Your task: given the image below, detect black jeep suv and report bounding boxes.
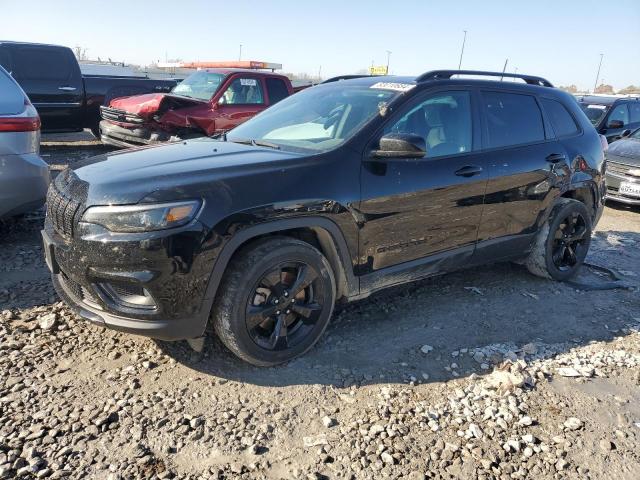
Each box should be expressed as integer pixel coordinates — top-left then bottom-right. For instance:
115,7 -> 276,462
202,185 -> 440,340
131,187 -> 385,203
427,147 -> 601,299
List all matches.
43,70 -> 606,366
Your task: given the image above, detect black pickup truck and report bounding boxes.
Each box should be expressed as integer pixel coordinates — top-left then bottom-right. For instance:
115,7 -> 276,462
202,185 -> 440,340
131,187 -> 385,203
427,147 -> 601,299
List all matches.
0,41 -> 180,137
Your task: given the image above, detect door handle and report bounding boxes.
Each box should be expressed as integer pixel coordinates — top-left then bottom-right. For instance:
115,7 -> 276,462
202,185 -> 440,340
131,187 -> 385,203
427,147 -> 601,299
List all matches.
58,86 -> 77,91
546,153 -> 566,163
454,165 -> 483,177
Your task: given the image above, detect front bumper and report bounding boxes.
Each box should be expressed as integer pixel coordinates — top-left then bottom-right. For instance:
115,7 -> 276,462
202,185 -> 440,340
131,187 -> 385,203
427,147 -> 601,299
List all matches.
99,120 -> 173,148
605,172 -> 640,206
42,219 -> 216,340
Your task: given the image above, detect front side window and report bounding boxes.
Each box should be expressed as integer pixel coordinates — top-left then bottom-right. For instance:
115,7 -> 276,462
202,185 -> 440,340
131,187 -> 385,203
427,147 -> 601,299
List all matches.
483,92 -> 545,148
629,103 -> 640,124
13,47 -> 71,81
385,91 -> 472,157
608,103 -> 629,126
219,77 -> 264,105
541,98 -> 579,137
171,71 -> 225,101
227,82 -> 398,153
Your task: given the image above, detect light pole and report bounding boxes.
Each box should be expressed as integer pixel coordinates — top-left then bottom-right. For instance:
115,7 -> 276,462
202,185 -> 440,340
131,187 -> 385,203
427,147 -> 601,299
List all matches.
458,30 -> 467,70
239,44 -> 243,61
593,53 -> 604,93
385,50 -> 392,74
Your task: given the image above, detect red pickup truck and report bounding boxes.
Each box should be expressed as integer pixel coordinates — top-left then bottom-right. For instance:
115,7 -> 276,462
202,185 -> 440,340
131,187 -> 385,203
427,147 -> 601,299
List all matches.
99,68 -> 297,148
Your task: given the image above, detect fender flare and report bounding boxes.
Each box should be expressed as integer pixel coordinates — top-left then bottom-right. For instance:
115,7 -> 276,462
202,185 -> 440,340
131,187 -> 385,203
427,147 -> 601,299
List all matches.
200,217 -> 359,316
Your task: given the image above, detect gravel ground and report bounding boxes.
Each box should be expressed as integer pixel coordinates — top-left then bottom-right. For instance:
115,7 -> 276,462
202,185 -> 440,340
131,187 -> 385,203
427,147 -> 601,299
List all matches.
1,137 -> 639,479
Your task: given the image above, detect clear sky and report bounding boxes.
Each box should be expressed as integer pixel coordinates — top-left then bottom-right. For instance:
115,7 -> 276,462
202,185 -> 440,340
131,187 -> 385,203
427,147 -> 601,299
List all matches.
2,0 -> 639,90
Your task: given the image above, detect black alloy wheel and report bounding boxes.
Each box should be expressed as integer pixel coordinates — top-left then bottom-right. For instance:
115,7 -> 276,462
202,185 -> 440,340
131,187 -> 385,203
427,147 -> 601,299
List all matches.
551,210 -> 589,272
246,262 -> 324,351
213,237 -> 336,366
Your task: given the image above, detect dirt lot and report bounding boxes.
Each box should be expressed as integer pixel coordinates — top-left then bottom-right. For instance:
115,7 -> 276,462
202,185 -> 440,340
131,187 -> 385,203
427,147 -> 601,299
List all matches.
1,135 -> 639,479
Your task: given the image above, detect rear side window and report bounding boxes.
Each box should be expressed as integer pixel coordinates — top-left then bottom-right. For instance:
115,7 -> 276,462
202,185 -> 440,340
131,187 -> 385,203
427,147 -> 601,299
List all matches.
12,47 -> 72,81
482,92 -> 545,148
0,48 -> 11,72
265,78 -> 289,104
628,102 -> 640,124
541,98 -> 579,137
0,68 -> 26,115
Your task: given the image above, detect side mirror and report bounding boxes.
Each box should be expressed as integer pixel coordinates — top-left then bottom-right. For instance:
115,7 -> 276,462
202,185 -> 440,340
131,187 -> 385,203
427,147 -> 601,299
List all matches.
621,129 -> 632,138
373,133 -> 426,158
607,119 -> 624,129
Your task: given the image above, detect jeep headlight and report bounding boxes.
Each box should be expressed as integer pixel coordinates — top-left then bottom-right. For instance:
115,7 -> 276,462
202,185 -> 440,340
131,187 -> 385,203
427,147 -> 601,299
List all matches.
82,200 -> 201,233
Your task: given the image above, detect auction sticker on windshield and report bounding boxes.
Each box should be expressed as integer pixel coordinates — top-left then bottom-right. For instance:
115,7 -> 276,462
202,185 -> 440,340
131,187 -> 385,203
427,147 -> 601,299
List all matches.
240,79 -> 257,86
587,105 -> 607,110
370,82 -> 415,92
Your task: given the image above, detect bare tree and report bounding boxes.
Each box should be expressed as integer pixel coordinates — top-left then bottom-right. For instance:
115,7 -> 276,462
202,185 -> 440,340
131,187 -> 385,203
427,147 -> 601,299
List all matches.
619,85 -> 640,94
594,84 -> 614,94
73,46 -> 88,61
559,85 -> 578,94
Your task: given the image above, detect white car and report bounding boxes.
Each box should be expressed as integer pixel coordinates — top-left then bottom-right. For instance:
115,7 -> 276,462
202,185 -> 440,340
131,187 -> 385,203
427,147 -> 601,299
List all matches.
0,65 -> 49,219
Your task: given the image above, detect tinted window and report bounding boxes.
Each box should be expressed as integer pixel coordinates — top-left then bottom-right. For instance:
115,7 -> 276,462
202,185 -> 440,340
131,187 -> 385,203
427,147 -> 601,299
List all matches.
541,98 -> 579,137
265,78 -> 289,104
608,103 -> 629,126
220,77 -> 264,105
628,102 -> 640,124
0,48 -> 11,72
0,67 -> 26,115
12,47 -> 72,81
386,91 -> 473,157
483,92 -> 545,148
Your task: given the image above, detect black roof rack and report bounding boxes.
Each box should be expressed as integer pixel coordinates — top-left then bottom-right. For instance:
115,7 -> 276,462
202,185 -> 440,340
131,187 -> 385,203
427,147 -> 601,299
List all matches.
416,70 -> 554,87
321,74 -> 379,84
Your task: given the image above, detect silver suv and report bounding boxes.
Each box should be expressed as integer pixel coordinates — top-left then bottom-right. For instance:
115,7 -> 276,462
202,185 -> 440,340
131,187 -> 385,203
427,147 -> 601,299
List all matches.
0,65 -> 49,219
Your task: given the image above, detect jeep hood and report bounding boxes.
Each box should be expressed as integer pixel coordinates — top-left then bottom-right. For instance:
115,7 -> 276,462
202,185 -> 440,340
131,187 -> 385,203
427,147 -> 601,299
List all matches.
72,138 -> 303,205
109,93 -> 206,120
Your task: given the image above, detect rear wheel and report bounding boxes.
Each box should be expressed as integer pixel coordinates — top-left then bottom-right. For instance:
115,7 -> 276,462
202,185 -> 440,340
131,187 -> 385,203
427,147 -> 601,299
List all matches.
212,237 -> 336,366
526,198 -> 592,281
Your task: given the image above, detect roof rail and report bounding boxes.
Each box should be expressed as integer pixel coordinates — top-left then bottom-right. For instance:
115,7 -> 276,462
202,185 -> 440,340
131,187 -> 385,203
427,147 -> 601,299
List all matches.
321,74 -> 378,84
416,70 -> 554,87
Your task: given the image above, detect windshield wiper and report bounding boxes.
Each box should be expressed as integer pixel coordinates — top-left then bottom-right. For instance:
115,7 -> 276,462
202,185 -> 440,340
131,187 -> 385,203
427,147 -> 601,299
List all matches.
229,138 -> 280,150
252,139 -> 280,150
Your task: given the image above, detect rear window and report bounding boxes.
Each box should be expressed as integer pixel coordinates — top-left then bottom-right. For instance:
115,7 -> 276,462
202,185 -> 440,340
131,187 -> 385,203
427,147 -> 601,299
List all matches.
12,47 -> 73,81
265,78 -> 289,104
541,98 -> 579,137
482,92 -> 545,148
0,67 -> 26,115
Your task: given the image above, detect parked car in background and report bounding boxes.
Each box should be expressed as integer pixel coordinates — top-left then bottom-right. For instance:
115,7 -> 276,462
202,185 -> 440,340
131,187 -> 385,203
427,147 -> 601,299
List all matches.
99,69 -> 297,148
0,41 -> 180,138
43,70 -> 606,366
576,95 -> 640,143
605,127 -> 640,205
0,66 -> 49,219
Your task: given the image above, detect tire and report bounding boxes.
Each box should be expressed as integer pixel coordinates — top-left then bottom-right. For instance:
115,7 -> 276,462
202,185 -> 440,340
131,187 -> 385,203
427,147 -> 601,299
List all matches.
90,125 -> 101,140
212,237 -> 336,366
526,198 -> 592,281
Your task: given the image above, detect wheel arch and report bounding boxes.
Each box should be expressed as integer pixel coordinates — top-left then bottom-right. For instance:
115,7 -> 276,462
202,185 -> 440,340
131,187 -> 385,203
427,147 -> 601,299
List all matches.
201,218 -> 358,316
559,181 -> 598,222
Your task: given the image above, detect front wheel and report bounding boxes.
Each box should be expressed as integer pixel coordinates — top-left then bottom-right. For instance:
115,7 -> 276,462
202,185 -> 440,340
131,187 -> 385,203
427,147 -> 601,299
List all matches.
526,198 -> 592,281
212,237 -> 336,366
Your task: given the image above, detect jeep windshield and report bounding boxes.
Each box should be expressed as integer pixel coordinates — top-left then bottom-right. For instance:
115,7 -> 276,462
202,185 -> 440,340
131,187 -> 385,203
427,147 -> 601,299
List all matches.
171,71 -> 225,101
226,83 -> 399,153
578,103 -> 608,126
